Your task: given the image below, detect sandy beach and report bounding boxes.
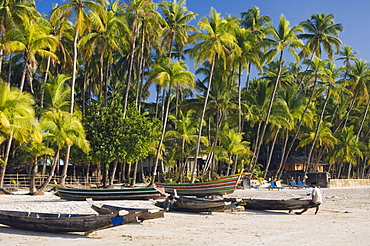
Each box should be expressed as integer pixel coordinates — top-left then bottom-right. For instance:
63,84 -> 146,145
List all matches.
0,187 -> 369,246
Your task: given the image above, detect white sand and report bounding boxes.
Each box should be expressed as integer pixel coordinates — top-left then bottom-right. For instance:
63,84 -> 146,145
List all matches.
0,187 -> 369,246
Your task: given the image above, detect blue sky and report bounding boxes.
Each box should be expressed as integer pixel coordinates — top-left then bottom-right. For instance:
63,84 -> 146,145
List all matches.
35,0 -> 370,62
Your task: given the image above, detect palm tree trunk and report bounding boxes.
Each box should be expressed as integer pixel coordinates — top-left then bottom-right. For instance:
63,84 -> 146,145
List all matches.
305,90 -> 331,178
59,145 -> 71,186
0,49 -> 3,76
40,56 -> 51,108
85,163 -> 90,185
250,51 -> 284,174
19,53 -> 29,92
130,161 -> 139,187
226,156 -> 232,176
37,149 -> 60,193
0,135 -> 14,188
99,53 -> 104,103
7,54 -> 12,84
151,86 -> 172,185
136,22 -> 146,108
191,58 -> 215,183
264,128 -> 280,179
70,30 -> 78,114
109,157 -> 119,186
29,157 -> 38,194
238,64 -> 243,132
203,108 -> 223,173
281,77 -> 319,172
275,130 -> 289,180
123,14 -> 139,118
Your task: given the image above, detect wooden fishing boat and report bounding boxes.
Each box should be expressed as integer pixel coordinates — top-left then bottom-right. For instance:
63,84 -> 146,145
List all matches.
156,174 -> 244,196
89,202 -> 165,221
155,196 -> 244,213
0,209 -> 140,233
55,186 -> 166,201
242,198 -> 314,212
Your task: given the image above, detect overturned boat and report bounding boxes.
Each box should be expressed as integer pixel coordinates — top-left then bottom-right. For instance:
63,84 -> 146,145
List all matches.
0,209 -> 140,233
155,196 -> 244,213
242,198 -> 314,212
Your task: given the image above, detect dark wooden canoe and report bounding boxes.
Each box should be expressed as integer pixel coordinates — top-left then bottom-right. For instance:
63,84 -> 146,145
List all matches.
55,186 -> 165,201
242,198 -> 314,212
90,203 -> 165,221
155,196 -> 244,213
0,210 -> 139,233
156,174 -> 244,196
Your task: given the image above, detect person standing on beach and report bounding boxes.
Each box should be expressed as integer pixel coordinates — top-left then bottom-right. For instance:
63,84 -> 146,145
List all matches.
295,182 -> 322,215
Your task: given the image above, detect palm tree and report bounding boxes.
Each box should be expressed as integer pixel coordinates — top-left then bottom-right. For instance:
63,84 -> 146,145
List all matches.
298,13 -> 343,60
312,62 -> 351,169
41,73 -> 89,186
336,45 -> 358,78
240,6 -> 271,89
19,137 -> 54,195
148,58 -> 195,185
326,126 -> 361,178
38,110 -> 89,190
213,126 -> 252,176
5,16 -> 58,92
189,7 -> 239,182
273,84 -> 308,180
345,60 -> 370,178
298,121 -> 338,172
249,14 -> 303,174
0,0 -> 39,75
0,83 -> 36,189
121,0 -> 162,117
42,73 -> 71,112
80,0 -> 130,103
280,57 -> 328,176
166,109 -> 203,182
51,0 -> 104,114
241,6 -> 271,39
158,0 -> 197,58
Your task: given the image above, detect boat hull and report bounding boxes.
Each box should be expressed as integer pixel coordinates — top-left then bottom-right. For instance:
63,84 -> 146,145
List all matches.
155,196 -> 243,213
156,174 -> 242,196
90,204 -> 165,221
55,186 -> 165,201
0,210 -> 138,233
243,198 -> 312,211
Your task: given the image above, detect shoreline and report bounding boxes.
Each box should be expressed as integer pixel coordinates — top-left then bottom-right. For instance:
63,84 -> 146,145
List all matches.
0,187 -> 369,245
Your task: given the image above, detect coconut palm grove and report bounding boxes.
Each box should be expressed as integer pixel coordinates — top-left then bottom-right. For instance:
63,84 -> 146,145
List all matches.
0,0 -> 369,194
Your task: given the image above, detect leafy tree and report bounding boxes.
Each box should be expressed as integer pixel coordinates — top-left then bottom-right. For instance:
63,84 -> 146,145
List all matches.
85,99 -> 161,186
0,83 -> 36,190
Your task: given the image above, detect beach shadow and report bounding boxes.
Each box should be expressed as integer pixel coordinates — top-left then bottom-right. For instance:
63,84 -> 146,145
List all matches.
0,225 -> 92,238
165,211 -> 215,216
244,209 -> 293,215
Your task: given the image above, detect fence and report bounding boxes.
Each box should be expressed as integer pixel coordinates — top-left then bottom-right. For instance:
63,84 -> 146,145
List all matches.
3,174 -> 100,190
